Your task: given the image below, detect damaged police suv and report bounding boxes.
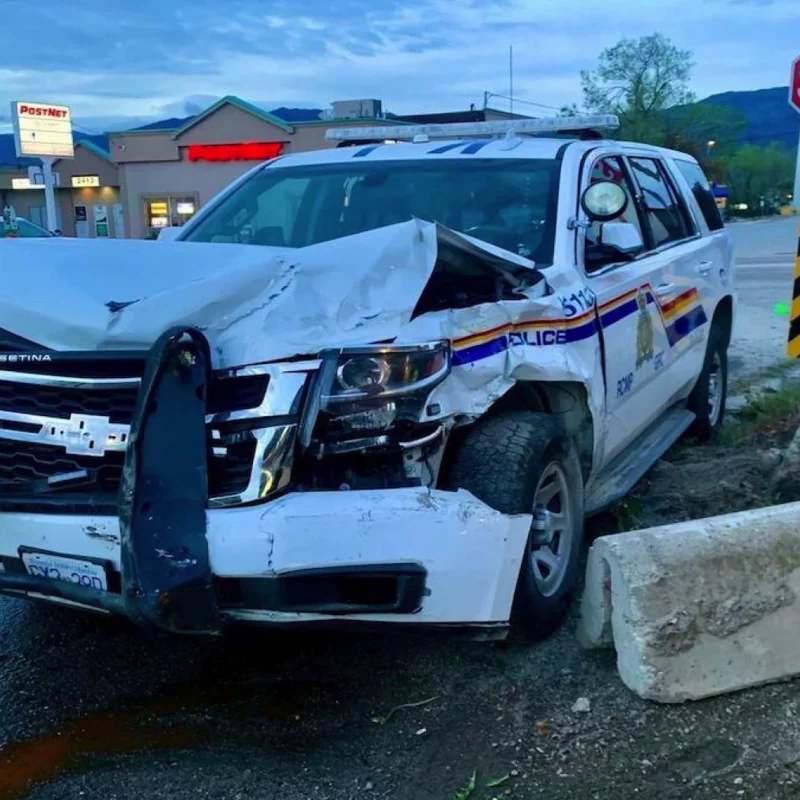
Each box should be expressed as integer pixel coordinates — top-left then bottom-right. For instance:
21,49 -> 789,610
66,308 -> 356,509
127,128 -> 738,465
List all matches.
0,115 -> 733,637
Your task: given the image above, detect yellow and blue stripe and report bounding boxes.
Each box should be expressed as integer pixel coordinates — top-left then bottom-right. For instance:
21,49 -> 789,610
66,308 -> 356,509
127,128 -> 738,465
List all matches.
452,285 -> 707,366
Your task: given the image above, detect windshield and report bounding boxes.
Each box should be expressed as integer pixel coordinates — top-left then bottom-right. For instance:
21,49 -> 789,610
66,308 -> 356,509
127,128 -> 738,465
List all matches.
184,158 -> 561,264
0,219 -> 53,238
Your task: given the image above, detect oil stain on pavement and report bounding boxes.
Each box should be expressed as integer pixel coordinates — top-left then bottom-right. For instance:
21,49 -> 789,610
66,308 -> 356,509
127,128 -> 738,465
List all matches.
0,699 -> 207,800
0,663 -> 338,800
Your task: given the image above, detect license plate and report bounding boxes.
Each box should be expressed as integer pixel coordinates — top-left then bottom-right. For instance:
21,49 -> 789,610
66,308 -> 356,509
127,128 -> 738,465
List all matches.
21,551 -> 108,591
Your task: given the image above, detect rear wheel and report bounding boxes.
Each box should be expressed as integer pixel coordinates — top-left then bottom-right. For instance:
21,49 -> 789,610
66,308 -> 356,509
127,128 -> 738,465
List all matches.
444,411 -> 585,639
688,326 -> 728,441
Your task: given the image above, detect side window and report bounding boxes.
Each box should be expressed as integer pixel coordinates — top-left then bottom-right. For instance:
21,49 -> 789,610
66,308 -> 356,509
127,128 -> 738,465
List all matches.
628,157 -> 690,248
675,160 -> 725,231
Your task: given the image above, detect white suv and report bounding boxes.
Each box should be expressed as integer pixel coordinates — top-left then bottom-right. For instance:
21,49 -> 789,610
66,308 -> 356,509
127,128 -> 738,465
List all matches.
0,115 -> 733,637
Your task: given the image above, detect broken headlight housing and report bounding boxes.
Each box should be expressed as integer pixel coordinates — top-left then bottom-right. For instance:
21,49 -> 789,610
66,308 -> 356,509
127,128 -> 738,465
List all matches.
304,343 -> 450,450
328,344 -> 449,402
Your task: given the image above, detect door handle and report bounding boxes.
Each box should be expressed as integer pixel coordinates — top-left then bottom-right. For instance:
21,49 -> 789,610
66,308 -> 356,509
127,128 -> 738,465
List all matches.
697,261 -> 713,276
653,282 -> 675,298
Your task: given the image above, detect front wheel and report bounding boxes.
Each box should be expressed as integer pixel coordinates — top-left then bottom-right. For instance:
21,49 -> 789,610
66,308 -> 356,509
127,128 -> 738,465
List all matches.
444,411 -> 585,639
688,327 -> 728,441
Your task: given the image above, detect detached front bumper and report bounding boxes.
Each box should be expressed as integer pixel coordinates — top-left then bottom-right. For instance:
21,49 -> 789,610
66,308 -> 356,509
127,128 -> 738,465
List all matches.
0,488 -> 531,632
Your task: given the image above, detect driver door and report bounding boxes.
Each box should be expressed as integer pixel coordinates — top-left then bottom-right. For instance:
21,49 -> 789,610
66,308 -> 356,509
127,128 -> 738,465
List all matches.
582,153 -> 675,461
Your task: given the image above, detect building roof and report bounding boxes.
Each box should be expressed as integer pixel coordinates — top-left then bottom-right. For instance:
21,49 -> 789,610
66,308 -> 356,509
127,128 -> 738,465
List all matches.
391,108 -> 531,125
171,96 -> 294,138
72,137 -> 112,162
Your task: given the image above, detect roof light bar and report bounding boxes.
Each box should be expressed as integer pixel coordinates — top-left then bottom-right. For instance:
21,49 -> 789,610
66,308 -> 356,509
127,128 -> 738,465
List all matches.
325,114 -> 619,143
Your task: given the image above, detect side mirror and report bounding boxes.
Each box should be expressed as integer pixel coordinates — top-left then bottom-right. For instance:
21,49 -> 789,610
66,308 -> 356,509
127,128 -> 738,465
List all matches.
585,222 -> 644,270
599,222 -> 644,257
581,181 -> 628,222
157,226 -> 181,242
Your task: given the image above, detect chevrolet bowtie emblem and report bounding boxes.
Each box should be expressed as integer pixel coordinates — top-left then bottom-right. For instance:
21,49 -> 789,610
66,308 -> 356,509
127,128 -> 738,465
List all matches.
0,411 -> 130,457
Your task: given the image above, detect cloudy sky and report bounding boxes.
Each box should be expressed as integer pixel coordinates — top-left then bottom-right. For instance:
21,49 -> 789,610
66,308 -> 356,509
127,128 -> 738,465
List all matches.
0,0 -> 798,133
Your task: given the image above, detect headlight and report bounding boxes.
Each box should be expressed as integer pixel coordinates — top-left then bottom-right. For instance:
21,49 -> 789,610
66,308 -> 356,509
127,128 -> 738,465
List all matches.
336,356 -> 391,395
325,343 -> 450,403
301,343 -> 450,447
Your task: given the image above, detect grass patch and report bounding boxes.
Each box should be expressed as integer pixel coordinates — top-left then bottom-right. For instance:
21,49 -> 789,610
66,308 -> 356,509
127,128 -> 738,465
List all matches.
729,359 -> 800,395
721,379 -> 800,446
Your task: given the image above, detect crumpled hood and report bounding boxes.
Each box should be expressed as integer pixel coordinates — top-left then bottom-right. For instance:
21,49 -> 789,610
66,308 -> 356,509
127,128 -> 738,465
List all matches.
0,220 -> 539,367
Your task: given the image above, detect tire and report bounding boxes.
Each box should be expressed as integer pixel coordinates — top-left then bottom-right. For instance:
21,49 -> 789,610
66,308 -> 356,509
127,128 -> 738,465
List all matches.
687,325 -> 728,441
444,411 -> 585,639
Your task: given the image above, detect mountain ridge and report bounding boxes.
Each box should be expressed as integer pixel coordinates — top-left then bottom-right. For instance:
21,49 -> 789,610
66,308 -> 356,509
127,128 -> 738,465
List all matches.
699,86 -> 799,149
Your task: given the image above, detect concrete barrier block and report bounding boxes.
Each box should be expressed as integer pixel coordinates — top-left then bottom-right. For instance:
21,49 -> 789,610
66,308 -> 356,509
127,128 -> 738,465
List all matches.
578,501 -> 800,703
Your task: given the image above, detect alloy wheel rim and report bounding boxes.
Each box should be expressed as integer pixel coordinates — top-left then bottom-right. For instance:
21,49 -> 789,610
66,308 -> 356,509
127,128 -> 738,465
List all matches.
529,462 -> 573,597
707,352 -> 723,427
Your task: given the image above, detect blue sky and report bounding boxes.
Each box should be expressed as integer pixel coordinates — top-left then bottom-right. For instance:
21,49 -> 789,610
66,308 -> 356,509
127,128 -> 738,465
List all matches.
0,0 -> 798,133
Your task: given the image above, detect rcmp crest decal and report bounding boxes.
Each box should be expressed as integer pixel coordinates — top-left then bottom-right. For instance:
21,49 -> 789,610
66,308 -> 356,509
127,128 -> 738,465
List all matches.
635,288 -> 655,368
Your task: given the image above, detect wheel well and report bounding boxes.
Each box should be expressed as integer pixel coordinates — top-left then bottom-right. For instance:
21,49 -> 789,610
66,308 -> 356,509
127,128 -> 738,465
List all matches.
483,381 -> 594,478
712,295 -> 733,349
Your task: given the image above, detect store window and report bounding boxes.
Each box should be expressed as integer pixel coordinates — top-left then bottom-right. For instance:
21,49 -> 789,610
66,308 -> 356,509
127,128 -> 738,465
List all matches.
144,195 -> 198,237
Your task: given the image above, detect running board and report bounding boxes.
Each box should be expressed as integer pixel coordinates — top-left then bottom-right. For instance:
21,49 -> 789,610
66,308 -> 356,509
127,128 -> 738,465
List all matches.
584,407 -> 696,516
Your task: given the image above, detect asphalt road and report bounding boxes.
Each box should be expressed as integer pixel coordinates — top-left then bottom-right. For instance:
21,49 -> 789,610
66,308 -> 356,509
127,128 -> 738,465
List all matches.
728,215 -> 799,377
2,217 -> 800,800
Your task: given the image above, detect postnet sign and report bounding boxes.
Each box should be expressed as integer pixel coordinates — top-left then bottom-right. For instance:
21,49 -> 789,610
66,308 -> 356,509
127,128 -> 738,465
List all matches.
11,101 -> 74,159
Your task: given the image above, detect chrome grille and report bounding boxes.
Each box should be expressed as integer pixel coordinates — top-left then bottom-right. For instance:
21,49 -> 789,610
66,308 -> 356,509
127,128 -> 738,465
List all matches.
0,360 -> 318,508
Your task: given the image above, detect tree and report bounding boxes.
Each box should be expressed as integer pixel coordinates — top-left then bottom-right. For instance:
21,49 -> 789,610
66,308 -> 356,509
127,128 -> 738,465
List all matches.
727,144 -> 795,213
660,103 -> 747,179
581,33 -> 695,141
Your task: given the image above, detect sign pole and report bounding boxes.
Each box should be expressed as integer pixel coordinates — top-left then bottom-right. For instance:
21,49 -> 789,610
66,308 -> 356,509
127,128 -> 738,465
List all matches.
41,157 -> 58,232
10,101 -> 73,231
794,127 -> 800,211
787,225 -> 800,357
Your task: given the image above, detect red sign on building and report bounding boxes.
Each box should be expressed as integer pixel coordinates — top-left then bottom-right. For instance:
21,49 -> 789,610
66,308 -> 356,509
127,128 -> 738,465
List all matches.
187,142 -> 284,163
790,56 -> 800,115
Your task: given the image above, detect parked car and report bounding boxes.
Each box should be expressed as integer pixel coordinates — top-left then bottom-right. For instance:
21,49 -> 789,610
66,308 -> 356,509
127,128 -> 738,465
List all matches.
0,115 -> 734,638
0,217 -> 54,238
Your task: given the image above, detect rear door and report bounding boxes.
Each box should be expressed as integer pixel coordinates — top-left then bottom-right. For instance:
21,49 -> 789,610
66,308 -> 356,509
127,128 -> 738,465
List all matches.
625,153 -> 710,401
669,157 -> 733,354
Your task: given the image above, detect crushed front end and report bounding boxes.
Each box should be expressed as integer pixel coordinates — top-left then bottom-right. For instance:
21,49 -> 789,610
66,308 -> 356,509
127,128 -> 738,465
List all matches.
0,331 -> 530,634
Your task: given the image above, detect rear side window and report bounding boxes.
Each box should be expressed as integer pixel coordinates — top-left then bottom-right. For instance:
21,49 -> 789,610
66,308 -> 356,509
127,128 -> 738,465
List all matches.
675,160 -> 724,232
628,157 -> 690,248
